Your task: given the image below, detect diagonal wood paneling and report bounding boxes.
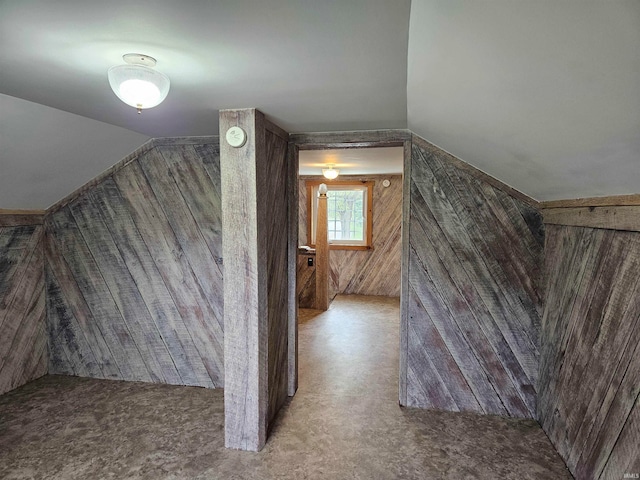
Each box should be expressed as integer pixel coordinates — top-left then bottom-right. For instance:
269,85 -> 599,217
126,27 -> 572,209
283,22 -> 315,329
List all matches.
539,224 -> 640,479
44,139 -> 224,388
0,224 -> 47,395
404,136 -> 543,418
296,253 -> 316,309
299,175 -> 402,299
264,127 -> 290,427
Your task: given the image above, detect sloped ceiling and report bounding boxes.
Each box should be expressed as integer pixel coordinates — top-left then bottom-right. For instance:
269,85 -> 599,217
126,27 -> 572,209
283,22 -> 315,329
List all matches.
0,0 -> 410,137
408,0 -> 640,201
1,0 -> 639,208
0,94 -> 149,209
0,0 -> 410,209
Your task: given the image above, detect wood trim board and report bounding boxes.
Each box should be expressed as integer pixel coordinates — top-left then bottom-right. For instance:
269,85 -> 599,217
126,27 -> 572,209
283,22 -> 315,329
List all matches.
542,205 -> 640,232
290,129 -> 410,149
541,193 -> 640,209
0,211 -> 45,226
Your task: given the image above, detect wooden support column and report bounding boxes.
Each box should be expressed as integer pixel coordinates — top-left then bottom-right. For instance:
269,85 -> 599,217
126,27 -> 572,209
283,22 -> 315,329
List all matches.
220,108 -> 290,452
315,185 -> 329,311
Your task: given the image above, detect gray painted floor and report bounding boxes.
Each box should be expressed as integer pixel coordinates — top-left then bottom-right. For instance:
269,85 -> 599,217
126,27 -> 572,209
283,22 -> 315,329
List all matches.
0,295 -> 571,479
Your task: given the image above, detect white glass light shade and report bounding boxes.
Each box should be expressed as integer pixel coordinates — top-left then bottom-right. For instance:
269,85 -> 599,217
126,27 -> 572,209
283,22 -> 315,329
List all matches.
322,167 -> 339,180
318,183 -> 328,196
108,64 -> 170,110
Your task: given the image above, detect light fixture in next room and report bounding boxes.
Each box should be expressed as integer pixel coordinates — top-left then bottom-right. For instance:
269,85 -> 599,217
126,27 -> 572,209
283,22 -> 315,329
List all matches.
108,54 -> 170,114
322,165 -> 339,180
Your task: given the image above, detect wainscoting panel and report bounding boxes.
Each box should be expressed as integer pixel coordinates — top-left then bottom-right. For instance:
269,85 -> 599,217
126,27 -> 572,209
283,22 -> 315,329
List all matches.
539,224 -> 640,479
44,140 -> 224,388
0,224 -> 47,395
404,136 -> 543,418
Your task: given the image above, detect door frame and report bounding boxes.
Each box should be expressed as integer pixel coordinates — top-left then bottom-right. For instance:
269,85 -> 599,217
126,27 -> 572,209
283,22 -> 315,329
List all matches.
287,129 -> 412,403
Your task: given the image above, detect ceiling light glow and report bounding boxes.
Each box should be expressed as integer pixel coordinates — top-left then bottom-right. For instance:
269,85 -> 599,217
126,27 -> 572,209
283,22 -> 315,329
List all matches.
108,54 -> 170,114
322,165 -> 339,179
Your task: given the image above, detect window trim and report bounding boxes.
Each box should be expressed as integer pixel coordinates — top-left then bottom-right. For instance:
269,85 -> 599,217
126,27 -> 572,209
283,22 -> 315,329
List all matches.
306,180 -> 374,251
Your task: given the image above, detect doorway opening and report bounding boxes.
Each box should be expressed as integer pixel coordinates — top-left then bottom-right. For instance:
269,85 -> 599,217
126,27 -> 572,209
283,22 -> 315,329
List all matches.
292,141 -> 407,400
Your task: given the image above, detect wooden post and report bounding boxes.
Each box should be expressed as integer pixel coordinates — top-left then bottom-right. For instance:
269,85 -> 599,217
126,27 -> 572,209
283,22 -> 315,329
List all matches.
315,185 -> 330,310
220,108 -> 290,451
220,108 -> 266,452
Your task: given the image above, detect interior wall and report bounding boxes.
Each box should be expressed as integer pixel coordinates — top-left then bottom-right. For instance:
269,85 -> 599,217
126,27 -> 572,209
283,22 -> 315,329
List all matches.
0,220 -> 47,395
296,252 -> 316,308
538,224 -> 640,479
402,135 -> 544,418
220,109 -> 290,451
299,174 -> 402,298
44,139 -> 224,388
264,127 -> 290,427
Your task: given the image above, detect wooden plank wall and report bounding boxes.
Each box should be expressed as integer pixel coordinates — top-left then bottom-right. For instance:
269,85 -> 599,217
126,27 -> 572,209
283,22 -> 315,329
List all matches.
297,253 -> 316,308
0,218 -> 47,395
299,174 -> 402,298
538,223 -> 640,479
403,135 -> 544,418
44,138 -> 224,388
264,126 -> 290,428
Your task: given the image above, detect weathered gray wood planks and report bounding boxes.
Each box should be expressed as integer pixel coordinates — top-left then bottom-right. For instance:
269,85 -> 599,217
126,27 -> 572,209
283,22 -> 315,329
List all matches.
538,224 -> 640,479
290,129 -> 410,150
264,126 -> 290,432
220,109 -> 290,451
402,135 -> 543,418
296,253 -> 316,308
543,205 -> 640,232
0,225 -> 47,395
43,138 -> 224,389
0,211 -> 45,227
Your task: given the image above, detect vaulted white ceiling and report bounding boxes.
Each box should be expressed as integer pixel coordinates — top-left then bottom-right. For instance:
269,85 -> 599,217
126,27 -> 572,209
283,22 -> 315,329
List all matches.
1,0 -> 638,208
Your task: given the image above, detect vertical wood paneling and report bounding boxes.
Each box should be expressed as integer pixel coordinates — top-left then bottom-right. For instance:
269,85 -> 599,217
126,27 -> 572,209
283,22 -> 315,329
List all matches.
298,174 -> 402,298
221,109 -> 267,451
539,224 -> 640,479
0,225 -> 47,395
315,192 -> 329,310
44,139 -> 224,389
404,136 -> 543,418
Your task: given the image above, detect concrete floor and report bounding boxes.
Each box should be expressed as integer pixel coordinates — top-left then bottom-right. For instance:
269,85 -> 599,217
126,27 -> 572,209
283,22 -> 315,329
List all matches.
0,295 -> 571,479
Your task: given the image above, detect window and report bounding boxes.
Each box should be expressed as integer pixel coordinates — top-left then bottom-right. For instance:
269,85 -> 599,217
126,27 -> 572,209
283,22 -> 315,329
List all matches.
307,181 -> 373,250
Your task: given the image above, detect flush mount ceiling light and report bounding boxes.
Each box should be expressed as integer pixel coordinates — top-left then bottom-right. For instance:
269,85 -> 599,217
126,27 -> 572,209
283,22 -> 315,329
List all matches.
108,53 -> 170,114
322,164 -> 339,180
